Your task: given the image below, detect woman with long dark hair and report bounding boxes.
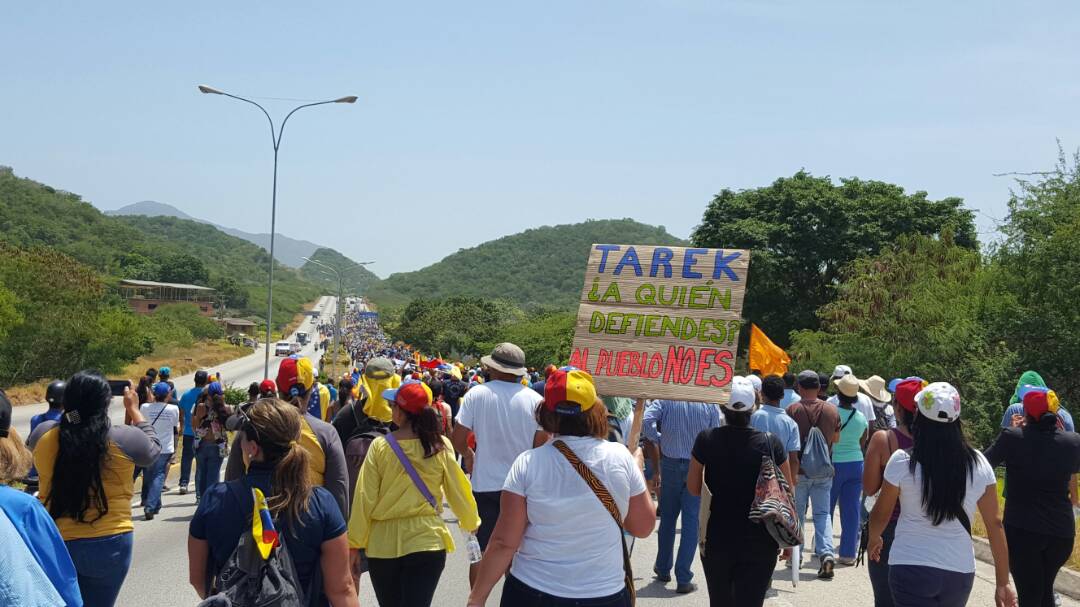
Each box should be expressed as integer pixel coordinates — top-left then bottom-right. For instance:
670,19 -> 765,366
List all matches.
869,382 -> 1017,607
830,374 -> 869,566
30,371 -> 161,607
191,381 -> 233,502
188,398 -> 358,606
349,381 -> 480,607
861,378 -> 921,607
985,385 -> 1080,606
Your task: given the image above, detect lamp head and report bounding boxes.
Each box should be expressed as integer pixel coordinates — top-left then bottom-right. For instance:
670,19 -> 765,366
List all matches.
198,85 -> 224,95
334,96 -> 358,104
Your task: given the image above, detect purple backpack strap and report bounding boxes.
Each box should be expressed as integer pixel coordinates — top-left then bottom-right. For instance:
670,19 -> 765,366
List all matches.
384,433 -> 437,510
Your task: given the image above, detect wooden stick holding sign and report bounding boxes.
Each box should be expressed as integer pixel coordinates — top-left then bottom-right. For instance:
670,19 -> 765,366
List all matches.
569,244 -> 750,403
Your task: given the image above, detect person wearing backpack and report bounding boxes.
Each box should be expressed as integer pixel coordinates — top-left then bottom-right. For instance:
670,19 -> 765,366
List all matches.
688,376 -> 791,606
785,369 -> 841,579
868,382 -> 1017,607
187,398 -> 359,607
349,381 -> 480,607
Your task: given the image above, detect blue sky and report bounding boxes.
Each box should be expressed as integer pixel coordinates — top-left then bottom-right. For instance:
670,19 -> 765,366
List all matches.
4,1 -> 1079,275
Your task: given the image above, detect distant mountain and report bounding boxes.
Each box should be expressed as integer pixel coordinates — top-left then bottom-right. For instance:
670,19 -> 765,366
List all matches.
366,218 -> 688,309
108,201 -> 325,268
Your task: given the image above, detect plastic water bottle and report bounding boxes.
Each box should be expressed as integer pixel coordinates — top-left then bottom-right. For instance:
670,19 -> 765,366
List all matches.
463,531 -> 483,564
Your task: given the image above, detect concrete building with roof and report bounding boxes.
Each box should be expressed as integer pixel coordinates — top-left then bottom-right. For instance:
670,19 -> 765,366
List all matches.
119,279 -> 216,316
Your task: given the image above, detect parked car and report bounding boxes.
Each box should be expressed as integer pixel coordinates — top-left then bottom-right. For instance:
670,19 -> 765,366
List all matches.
289,342 -> 302,354
275,341 -> 291,357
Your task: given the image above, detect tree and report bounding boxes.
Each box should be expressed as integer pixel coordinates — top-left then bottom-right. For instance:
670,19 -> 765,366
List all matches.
993,147 -> 1080,401
158,253 -> 209,285
691,171 -> 977,344
788,234 -> 1016,445
0,286 -> 22,343
392,297 -> 523,357
211,276 -> 248,309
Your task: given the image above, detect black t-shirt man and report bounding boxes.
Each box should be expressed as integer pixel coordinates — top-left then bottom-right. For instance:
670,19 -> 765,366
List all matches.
692,425 -> 786,556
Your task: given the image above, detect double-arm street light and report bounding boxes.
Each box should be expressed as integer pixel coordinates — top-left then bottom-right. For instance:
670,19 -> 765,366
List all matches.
198,85 -> 357,378
301,257 -> 374,379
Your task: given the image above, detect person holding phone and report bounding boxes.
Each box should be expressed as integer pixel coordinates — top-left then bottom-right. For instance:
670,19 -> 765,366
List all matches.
29,372 -> 162,607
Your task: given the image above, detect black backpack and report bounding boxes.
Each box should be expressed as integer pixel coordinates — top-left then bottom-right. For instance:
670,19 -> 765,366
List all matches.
199,481 -> 318,607
343,396 -> 389,509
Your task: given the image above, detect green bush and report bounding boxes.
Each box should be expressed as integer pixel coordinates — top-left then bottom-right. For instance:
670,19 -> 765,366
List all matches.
151,303 -> 224,340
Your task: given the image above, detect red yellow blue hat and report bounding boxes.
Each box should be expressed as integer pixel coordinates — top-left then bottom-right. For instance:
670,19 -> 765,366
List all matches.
1022,387 -> 1059,419
543,369 -> 598,415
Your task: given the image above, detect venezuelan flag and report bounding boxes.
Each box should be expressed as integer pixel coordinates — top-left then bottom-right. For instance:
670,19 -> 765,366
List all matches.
252,487 -> 279,560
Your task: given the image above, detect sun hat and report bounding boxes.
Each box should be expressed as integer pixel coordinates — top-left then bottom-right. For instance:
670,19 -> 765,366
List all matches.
207,382 -> 224,397
860,375 -> 892,403
831,365 -> 852,381
153,382 -> 171,398
481,342 -> 528,376
894,379 -> 922,413
915,382 -> 961,423
382,380 -> 433,415
723,376 -> 756,412
835,374 -> 861,398
1022,387 -> 1060,419
543,369 -> 598,415
746,374 -> 763,393
364,357 -> 395,380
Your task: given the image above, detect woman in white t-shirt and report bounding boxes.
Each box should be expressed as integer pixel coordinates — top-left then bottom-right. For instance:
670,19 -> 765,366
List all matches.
868,382 -> 1017,607
467,369 -> 655,607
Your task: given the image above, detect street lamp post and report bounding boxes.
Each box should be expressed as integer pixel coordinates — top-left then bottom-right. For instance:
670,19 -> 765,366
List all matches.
301,258 -> 375,379
198,85 -> 357,378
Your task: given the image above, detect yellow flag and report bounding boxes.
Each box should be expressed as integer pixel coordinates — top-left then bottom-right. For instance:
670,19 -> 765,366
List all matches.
749,323 -> 791,377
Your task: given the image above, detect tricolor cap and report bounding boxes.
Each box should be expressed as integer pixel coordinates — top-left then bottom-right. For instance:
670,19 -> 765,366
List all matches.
382,380 -> 432,415
915,382 -> 961,423
544,369 -> 598,415
1022,386 -> 1060,419
723,376 -> 756,412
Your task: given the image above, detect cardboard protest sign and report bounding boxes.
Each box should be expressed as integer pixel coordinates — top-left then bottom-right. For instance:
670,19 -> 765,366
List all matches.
569,244 -> 750,402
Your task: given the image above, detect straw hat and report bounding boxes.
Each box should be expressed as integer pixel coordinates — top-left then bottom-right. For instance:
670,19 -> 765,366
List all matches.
859,375 -> 892,403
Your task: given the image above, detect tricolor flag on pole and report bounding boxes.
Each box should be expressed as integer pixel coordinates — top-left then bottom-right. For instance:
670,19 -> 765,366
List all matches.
252,487 -> 279,560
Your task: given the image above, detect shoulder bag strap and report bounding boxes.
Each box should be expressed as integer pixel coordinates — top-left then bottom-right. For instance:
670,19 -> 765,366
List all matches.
956,509 -> 973,536
839,408 -> 857,433
384,433 -> 438,511
553,440 -> 636,606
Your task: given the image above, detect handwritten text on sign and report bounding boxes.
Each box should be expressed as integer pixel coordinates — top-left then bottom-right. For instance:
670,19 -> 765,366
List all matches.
569,244 -> 750,402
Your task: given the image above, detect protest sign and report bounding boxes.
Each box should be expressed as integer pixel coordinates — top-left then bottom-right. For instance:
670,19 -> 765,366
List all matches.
569,244 -> 750,402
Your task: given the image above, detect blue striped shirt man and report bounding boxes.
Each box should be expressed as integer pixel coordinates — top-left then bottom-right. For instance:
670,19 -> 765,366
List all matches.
642,400 -> 723,460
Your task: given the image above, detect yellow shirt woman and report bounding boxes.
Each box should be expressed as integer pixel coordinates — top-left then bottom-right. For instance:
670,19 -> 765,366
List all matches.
348,435 -> 479,558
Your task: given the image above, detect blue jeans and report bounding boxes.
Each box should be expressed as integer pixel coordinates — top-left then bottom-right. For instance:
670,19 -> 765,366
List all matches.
889,564 -> 973,607
66,532 -> 133,607
179,434 -> 196,487
829,460 -> 863,559
195,441 -> 224,498
655,456 -> 699,585
140,452 -> 171,514
795,475 -> 835,561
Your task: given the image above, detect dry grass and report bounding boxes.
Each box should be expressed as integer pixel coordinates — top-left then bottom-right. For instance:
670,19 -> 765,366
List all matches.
278,299 -> 320,341
4,340 -> 251,406
972,478 -> 1080,571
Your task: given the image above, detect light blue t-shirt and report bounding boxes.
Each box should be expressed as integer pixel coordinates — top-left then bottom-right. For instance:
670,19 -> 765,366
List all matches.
750,404 -> 801,456
780,389 -> 800,410
178,386 -> 202,437
1001,403 -> 1074,431
833,406 -> 868,463
0,486 -> 82,606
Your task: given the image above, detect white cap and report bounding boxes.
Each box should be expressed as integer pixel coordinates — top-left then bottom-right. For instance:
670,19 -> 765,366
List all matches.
915,382 -> 961,423
832,364 -> 853,380
747,374 -> 762,393
724,377 -> 756,412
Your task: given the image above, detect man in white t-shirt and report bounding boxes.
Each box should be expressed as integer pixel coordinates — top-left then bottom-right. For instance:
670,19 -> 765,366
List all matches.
827,365 -> 877,424
452,342 -> 547,583
140,381 -> 180,520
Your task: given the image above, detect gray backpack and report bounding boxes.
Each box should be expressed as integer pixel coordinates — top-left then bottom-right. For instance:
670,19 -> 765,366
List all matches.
797,407 -> 834,480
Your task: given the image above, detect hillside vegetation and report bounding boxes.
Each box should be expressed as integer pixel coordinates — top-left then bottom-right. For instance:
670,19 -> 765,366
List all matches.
299,247 -> 381,297
367,219 -> 687,309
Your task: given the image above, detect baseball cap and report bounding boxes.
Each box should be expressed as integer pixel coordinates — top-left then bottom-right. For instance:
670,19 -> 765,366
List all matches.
0,389 -> 12,438
746,374 -> 762,393
159,366 -> 171,377
382,380 -> 433,415
835,374 -> 861,398
153,382 -> 171,398
797,370 -> 820,389
1022,387 -> 1060,419
207,382 -> 224,397
543,369 -> 598,415
259,379 -> 277,394
723,376 -> 756,412
831,365 -> 852,380
893,379 -> 922,413
915,382 -> 961,423
364,357 -> 395,380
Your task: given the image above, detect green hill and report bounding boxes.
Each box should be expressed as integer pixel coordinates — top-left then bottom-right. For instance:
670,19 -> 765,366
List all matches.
0,167 -> 320,328
299,248 -> 381,298
367,219 -> 687,309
